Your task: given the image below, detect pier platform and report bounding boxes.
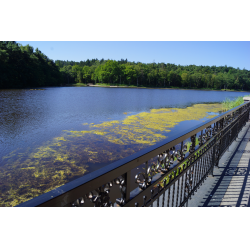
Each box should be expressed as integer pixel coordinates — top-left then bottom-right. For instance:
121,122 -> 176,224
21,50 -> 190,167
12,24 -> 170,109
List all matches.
188,122 -> 250,207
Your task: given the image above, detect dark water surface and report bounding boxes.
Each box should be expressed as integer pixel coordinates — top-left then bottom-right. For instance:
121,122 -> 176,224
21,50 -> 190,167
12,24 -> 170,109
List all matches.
1,87 -> 248,158
0,87 -> 249,205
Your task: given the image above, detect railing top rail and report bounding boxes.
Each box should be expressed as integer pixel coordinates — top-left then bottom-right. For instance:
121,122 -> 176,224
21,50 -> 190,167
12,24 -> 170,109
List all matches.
16,101 -> 249,207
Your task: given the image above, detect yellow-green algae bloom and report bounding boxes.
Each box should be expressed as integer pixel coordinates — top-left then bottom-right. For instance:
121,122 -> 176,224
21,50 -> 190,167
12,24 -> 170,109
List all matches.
0,103 -> 221,206
83,103 -> 221,145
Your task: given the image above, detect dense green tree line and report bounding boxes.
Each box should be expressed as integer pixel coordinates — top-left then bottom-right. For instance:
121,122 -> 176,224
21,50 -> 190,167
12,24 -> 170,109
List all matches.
0,41 -> 62,88
1,41 -> 249,90
57,59 -> 250,90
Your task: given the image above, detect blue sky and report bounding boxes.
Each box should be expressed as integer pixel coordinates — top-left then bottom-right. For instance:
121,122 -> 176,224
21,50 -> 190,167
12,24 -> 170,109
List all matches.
16,41 -> 250,70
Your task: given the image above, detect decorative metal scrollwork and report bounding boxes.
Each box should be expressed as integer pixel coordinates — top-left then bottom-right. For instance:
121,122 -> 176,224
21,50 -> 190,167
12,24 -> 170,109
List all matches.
135,163 -> 157,190
198,126 -> 212,147
161,150 -> 171,172
205,126 -> 212,140
185,171 -> 193,199
71,197 -> 85,207
198,133 -> 204,146
72,181 -> 113,207
177,144 -> 187,162
87,182 -> 113,207
151,163 -> 160,174
219,118 -> 224,130
211,126 -> 217,136
198,129 -> 213,146
225,114 -> 233,125
115,176 -> 126,206
168,147 -> 177,165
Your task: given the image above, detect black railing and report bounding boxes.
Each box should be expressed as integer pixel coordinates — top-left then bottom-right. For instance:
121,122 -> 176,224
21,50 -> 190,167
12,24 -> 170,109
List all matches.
16,102 -> 250,207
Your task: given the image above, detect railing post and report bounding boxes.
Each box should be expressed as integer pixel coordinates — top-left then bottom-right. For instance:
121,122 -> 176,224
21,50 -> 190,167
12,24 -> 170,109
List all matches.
125,170 -> 131,203
210,142 -> 216,177
237,109 -> 243,139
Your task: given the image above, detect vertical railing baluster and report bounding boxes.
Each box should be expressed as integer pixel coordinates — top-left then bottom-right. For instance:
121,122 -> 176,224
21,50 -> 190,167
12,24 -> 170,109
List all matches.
196,158 -> 200,188
157,184 -> 160,207
214,131 -> 220,168
203,153 -> 207,181
184,170 -> 188,206
211,137 -> 217,177
190,165 -> 194,195
180,172 -> 184,206
198,155 -> 203,187
205,152 -> 208,178
175,179 -> 179,207
176,167 -> 181,207
210,145 -> 214,173
196,157 -> 201,186
125,170 -> 131,203
171,171 -> 176,207
192,162 -> 197,189
186,172 -> 189,207
198,154 -> 205,187
189,166 -> 192,198
203,152 -> 209,179
200,129 -> 203,146
150,189 -> 154,207
198,157 -> 201,186
207,149 -> 211,175
143,196 -> 147,207
167,179 -> 171,207
193,164 -> 196,190
162,179 -> 166,207
208,149 -> 211,175
202,151 -> 206,180
207,150 -> 210,175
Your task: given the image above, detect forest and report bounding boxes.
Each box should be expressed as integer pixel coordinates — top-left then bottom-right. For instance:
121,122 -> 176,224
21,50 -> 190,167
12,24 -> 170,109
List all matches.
0,41 -> 62,88
1,41 -> 250,90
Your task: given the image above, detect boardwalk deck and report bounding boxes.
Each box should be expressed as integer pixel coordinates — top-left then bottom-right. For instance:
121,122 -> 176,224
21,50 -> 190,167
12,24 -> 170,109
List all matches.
188,121 -> 250,207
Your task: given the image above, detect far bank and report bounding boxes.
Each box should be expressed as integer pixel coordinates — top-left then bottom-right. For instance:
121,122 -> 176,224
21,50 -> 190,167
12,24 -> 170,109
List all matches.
63,82 -> 250,93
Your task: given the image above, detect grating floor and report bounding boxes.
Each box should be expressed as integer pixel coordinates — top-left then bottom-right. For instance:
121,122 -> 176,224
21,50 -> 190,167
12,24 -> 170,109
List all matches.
188,122 -> 250,207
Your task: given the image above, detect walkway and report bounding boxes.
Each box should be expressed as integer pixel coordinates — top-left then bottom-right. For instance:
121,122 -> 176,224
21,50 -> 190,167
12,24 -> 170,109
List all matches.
188,121 -> 250,207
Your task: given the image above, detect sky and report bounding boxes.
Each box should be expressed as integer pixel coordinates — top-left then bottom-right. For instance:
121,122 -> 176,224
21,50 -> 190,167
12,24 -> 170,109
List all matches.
16,41 -> 250,70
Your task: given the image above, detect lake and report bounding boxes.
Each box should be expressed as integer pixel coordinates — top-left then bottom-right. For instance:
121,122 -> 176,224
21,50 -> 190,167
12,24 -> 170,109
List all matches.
0,87 -> 249,206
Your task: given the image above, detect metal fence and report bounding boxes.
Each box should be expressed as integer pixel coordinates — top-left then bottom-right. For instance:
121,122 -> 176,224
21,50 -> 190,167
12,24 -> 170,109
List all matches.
17,102 -> 250,207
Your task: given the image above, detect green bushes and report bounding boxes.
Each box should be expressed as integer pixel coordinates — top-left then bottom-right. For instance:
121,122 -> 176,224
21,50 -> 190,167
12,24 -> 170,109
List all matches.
222,97 -> 244,110
221,95 -> 250,110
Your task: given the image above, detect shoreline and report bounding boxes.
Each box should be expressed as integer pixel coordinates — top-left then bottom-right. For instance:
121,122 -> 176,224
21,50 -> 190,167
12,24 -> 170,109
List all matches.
64,84 -> 250,93
1,84 -> 249,93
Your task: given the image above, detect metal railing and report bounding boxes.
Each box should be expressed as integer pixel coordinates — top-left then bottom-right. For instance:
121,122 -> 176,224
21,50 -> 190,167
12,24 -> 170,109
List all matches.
16,102 -> 250,207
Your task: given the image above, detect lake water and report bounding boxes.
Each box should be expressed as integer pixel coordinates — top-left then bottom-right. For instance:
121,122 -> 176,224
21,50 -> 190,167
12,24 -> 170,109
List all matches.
0,87 -> 249,206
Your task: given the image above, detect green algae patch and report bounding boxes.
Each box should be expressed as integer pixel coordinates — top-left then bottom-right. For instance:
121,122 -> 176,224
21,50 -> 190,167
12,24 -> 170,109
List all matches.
91,120 -> 120,128
0,103 -> 222,206
80,103 -> 222,146
21,167 -> 36,170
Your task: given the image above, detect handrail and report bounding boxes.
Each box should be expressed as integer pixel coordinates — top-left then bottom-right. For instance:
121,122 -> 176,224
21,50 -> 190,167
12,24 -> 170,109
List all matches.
16,102 -> 250,207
